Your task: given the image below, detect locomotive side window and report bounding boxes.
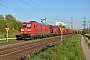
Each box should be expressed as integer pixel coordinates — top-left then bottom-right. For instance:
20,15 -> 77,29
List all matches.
22,24 -> 31,28
34,25 -> 35,28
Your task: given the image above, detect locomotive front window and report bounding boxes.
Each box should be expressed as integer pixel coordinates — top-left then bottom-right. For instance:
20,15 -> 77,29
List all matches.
27,24 -> 31,27
22,24 -> 31,28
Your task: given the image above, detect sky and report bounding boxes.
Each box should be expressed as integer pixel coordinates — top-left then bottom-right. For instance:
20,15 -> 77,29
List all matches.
0,0 -> 90,29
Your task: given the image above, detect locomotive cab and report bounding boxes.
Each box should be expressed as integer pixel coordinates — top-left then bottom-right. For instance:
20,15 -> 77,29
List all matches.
20,21 -> 36,39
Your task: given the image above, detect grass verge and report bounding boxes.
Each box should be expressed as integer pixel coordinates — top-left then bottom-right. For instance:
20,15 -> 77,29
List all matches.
0,33 -> 19,38
84,35 -> 90,49
0,39 -> 16,43
25,34 -> 86,60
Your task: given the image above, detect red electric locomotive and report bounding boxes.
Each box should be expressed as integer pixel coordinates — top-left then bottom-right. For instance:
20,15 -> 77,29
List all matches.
16,21 -> 51,39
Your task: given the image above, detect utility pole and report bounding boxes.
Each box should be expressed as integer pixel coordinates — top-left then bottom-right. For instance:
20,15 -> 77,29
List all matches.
70,17 -> 73,29
89,19 -> 90,28
82,17 -> 86,29
41,17 -> 46,25
64,17 -> 73,29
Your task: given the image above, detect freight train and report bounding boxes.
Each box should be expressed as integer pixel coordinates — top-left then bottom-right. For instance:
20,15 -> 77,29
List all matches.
16,21 -> 76,40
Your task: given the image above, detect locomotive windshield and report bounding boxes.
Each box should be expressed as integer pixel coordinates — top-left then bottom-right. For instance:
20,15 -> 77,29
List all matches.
22,24 -> 31,28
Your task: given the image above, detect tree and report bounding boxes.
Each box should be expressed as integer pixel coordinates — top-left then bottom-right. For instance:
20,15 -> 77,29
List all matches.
82,28 -> 90,34
5,14 -> 21,34
0,15 -> 4,21
0,14 -> 21,34
0,15 -> 5,33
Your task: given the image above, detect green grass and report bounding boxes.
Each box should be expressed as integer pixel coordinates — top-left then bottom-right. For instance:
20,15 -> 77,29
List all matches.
25,34 -> 86,60
0,39 -> 16,43
88,43 -> 90,49
0,33 -> 17,42
85,34 -> 90,36
84,35 -> 90,49
0,33 -> 18,38
0,33 -> 6,38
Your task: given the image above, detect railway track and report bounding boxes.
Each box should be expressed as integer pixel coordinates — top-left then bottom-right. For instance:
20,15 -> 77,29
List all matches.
0,34 -> 75,60
0,40 -> 25,46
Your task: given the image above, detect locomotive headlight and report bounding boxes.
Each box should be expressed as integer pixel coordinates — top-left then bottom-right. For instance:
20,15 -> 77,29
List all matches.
28,29 -> 31,31
21,29 -> 24,31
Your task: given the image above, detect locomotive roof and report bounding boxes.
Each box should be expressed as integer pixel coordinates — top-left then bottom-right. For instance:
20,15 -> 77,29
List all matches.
30,21 -> 47,26
36,22 -> 47,26
22,21 -> 47,26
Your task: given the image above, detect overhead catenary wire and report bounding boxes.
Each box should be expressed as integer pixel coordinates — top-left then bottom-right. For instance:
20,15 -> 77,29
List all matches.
19,0 -> 59,22
0,0 -> 44,17
1,0 -> 32,13
0,4 -> 26,14
0,0 -> 40,18
28,0 -> 59,18
0,0 -> 59,24
0,0 -> 48,19
28,0 -> 59,23
19,0 -> 50,16
29,0 -> 49,12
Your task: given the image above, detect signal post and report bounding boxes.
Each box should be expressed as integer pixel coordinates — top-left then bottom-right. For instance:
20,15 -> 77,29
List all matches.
60,27 -> 64,41
5,28 -> 9,42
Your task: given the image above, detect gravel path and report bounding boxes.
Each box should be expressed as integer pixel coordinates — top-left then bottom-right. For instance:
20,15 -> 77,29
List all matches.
81,36 -> 90,60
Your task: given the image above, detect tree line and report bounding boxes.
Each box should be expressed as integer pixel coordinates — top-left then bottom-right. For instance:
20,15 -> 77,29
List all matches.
82,29 -> 90,34
0,14 -> 21,34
